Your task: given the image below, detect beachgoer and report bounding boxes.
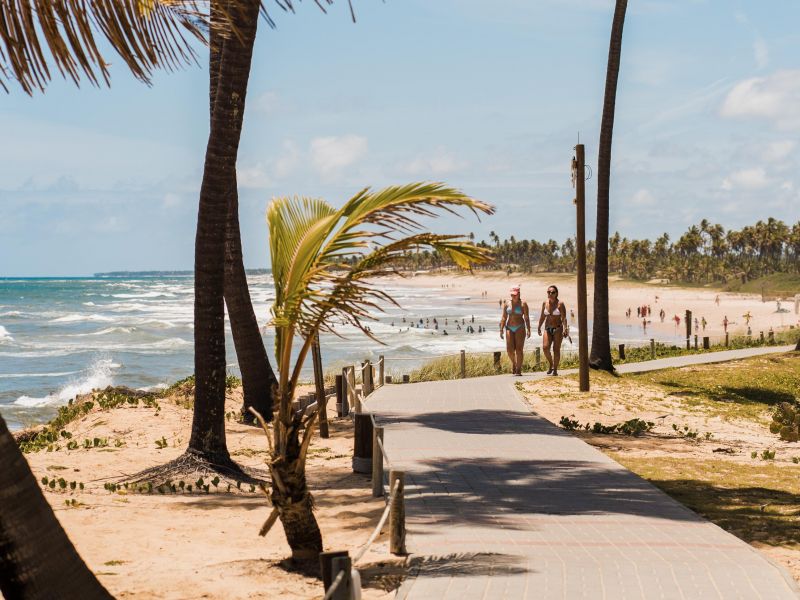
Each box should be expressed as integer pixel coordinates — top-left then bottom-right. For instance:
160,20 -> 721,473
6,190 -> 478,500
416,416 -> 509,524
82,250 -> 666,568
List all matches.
500,285 -> 531,376
701,317 -> 707,331
642,318 -> 647,333
743,311 -> 752,326
694,317 -> 699,334
715,294 -> 720,306
637,307 -> 641,318
659,308 -> 665,322
538,285 -> 568,376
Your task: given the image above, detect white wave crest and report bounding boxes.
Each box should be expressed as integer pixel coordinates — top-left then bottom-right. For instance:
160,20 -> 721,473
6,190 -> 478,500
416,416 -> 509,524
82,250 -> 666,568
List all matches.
51,313 -> 114,324
0,325 -> 14,343
13,358 -> 121,407
0,370 -> 80,379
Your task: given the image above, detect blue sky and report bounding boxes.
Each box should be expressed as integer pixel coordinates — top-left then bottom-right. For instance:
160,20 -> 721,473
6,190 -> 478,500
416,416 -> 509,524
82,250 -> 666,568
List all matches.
1,0 -> 799,275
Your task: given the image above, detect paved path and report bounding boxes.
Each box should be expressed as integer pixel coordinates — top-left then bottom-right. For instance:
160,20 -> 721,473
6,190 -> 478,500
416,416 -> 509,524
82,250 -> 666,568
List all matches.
366,345 -> 799,599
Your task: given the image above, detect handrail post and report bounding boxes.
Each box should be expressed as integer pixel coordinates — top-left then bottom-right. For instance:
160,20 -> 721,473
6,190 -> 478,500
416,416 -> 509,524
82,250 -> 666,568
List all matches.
650,338 -> 655,359
364,361 -> 373,397
347,367 -> 358,414
329,556 -> 352,600
320,550 -> 349,594
460,349 -> 466,378
379,355 -> 384,388
372,424 -> 384,497
389,470 -> 406,555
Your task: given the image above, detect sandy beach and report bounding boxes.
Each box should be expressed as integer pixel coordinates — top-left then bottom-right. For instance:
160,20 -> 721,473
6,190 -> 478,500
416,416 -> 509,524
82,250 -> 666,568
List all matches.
387,270 -> 800,342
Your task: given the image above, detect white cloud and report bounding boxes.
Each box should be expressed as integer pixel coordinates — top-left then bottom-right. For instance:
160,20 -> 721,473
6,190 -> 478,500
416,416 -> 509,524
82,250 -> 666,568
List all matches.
721,167 -> 769,190
237,163 -> 273,189
763,140 -> 796,162
162,193 -> 182,209
252,91 -> 282,114
720,70 -> 800,131
402,148 -> 467,176
629,189 -> 657,206
309,135 -> 368,177
781,181 -> 794,192
274,140 -> 300,178
753,37 -> 769,69
733,10 -> 748,24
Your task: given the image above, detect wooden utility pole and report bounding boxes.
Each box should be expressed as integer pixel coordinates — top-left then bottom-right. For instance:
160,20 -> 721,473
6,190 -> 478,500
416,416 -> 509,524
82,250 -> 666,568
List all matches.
574,144 -> 590,391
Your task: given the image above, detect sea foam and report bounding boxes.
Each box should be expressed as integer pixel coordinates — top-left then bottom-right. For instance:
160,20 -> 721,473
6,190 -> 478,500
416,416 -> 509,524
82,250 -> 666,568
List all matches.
14,358 -> 120,407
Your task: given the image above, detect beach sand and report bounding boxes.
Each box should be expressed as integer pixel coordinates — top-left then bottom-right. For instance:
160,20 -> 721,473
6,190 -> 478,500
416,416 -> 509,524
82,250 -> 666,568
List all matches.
20,387 -> 399,599
387,270 -> 800,342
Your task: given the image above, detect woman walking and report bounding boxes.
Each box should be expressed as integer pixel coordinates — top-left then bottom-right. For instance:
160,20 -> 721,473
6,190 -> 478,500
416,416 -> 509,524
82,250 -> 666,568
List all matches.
500,285 -> 530,375
538,285 -> 568,376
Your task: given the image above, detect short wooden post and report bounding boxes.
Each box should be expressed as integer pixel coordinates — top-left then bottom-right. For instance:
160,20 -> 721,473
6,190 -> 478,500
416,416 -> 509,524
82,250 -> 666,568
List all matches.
535,347 -> 541,368
618,344 -> 625,360
493,351 -> 501,371
378,355 -> 385,389
353,413 -> 373,473
347,367 -> 359,414
703,336 -> 710,350
385,375 -> 392,384
460,349 -> 466,379
650,338 -> 656,359
320,550 -> 349,593
389,470 -> 406,555
329,555 -> 352,600
694,335 -> 698,350
760,331 -> 765,343
725,332 -> 729,347
769,330 -> 775,343
372,425 -> 384,497
363,361 -> 373,397
402,374 -> 410,384
685,309 -> 692,350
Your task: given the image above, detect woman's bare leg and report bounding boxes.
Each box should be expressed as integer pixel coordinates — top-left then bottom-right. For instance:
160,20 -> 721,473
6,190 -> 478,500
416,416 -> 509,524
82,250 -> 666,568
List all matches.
552,330 -> 564,374
505,331 -> 515,371
542,331 -> 554,371
513,328 -> 526,374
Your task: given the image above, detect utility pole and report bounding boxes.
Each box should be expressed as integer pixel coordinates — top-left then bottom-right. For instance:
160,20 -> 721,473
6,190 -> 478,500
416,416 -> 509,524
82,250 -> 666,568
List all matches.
573,144 -> 590,392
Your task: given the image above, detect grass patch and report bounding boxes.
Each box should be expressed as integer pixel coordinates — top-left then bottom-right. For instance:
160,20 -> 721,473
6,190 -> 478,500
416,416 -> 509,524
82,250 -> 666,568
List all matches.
629,352 -> 800,423
724,273 -> 800,296
609,454 -> 800,548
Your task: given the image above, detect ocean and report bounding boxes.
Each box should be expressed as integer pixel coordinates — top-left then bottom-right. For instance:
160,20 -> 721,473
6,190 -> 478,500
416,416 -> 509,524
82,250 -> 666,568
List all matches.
0,274 -> 666,431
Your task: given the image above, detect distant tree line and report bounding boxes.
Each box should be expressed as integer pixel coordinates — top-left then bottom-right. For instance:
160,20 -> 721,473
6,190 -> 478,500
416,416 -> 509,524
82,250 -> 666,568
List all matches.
377,218 -> 800,285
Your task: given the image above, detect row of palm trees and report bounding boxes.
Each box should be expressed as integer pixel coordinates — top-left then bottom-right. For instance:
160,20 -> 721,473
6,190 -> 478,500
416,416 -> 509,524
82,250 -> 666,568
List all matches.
447,217 -> 800,285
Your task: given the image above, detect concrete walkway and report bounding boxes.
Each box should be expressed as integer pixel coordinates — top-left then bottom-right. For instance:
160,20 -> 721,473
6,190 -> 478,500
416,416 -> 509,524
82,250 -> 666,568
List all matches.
366,345 -> 799,599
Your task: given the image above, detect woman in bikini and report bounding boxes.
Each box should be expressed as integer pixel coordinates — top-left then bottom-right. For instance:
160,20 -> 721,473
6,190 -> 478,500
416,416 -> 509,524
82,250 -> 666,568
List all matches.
499,285 -> 531,376
538,285 -> 568,376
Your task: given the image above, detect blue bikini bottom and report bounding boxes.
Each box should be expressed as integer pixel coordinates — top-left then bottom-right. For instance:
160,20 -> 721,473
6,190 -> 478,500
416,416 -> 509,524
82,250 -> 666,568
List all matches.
506,324 -> 524,333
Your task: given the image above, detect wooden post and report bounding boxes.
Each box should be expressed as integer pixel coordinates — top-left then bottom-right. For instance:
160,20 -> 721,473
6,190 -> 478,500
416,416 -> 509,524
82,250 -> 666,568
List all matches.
574,144 -> 590,392
694,335 -> 698,350
685,310 -> 692,350
347,367 -> 359,413
353,413 -> 373,474
535,347 -> 541,368
402,374 -> 410,384
363,361 -> 373,397
335,373 -> 344,417
760,331 -> 765,343
389,470 -> 406,555
703,336 -> 710,350
493,351 -> 502,371
385,375 -> 392,384
650,338 -> 656,359
460,349 -> 466,379
769,330 -> 775,343
372,425 -> 384,498
320,550 -> 349,593
312,334 -> 329,439
379,355 -> 385,389
618,343 -> 625,360
725,332 -> 729,347
329,556 -> 352,600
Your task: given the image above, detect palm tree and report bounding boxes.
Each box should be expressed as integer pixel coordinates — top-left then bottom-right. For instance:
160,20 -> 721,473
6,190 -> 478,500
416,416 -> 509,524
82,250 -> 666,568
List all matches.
255,183 -> 493,558
590,0 -> 628,372
1,417 -> 113,598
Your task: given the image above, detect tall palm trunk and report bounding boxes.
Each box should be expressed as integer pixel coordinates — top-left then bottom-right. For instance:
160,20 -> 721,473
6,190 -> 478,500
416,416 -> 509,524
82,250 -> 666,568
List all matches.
190,0 -> 261,462
210,4 -> 277,424
590,0 -> 627,372
0,416 -> 112,599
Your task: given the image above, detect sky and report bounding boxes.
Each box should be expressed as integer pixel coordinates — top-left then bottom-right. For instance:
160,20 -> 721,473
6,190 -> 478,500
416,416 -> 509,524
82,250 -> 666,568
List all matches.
1,0 -> 799,276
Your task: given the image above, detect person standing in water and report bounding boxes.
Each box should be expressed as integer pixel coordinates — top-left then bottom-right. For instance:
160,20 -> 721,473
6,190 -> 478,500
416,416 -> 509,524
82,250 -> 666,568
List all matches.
500,285 -> 531,376
538,285 -> 568,376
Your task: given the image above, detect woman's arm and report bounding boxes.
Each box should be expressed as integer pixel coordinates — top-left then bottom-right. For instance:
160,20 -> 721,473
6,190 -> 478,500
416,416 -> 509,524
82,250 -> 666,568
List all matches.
560,302 -> 568,332
499,302 -> 508,337
523,302 -> 531,338
537,302 -> 546,334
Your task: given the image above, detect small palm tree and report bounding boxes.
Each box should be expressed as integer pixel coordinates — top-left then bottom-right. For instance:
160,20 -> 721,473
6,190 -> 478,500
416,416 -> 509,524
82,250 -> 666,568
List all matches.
254,182 -> 493,559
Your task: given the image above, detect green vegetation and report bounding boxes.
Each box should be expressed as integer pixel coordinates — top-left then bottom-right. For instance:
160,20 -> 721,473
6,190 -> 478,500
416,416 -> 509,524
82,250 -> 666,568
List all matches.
725,273 -> 800,296
770,403 -> 800,442
610,455 -> 800,549
630,351 -> 800,423
558,416 -> 654,436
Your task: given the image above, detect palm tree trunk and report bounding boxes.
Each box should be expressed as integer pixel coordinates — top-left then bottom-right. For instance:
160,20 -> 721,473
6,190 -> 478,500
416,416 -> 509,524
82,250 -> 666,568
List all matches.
590,0 -> 627,372
0,415 -> 113,599
190,0 -> 261,462
211,0 -> 277,425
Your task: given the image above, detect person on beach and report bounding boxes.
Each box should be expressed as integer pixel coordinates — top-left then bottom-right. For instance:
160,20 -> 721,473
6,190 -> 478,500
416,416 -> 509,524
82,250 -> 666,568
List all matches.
500,285 -> 531,376
538,285 -> 568,376
723,315 -> 729,333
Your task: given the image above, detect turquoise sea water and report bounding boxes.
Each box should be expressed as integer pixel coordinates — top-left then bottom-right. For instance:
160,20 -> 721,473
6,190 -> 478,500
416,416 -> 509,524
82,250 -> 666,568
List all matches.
0,275 -> 668,431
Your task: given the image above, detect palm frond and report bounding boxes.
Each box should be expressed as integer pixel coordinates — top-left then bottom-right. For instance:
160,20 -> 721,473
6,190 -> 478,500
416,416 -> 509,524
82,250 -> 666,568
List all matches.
268,183 -> 494,389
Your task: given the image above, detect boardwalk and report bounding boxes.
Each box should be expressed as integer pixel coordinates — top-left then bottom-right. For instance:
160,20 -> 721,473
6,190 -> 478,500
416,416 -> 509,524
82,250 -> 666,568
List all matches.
366,345 -> 800,599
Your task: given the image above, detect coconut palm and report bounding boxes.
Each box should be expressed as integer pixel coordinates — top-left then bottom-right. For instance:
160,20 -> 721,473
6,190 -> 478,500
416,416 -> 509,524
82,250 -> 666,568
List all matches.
253,183 -> 493,558
590,0 -> 628,372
